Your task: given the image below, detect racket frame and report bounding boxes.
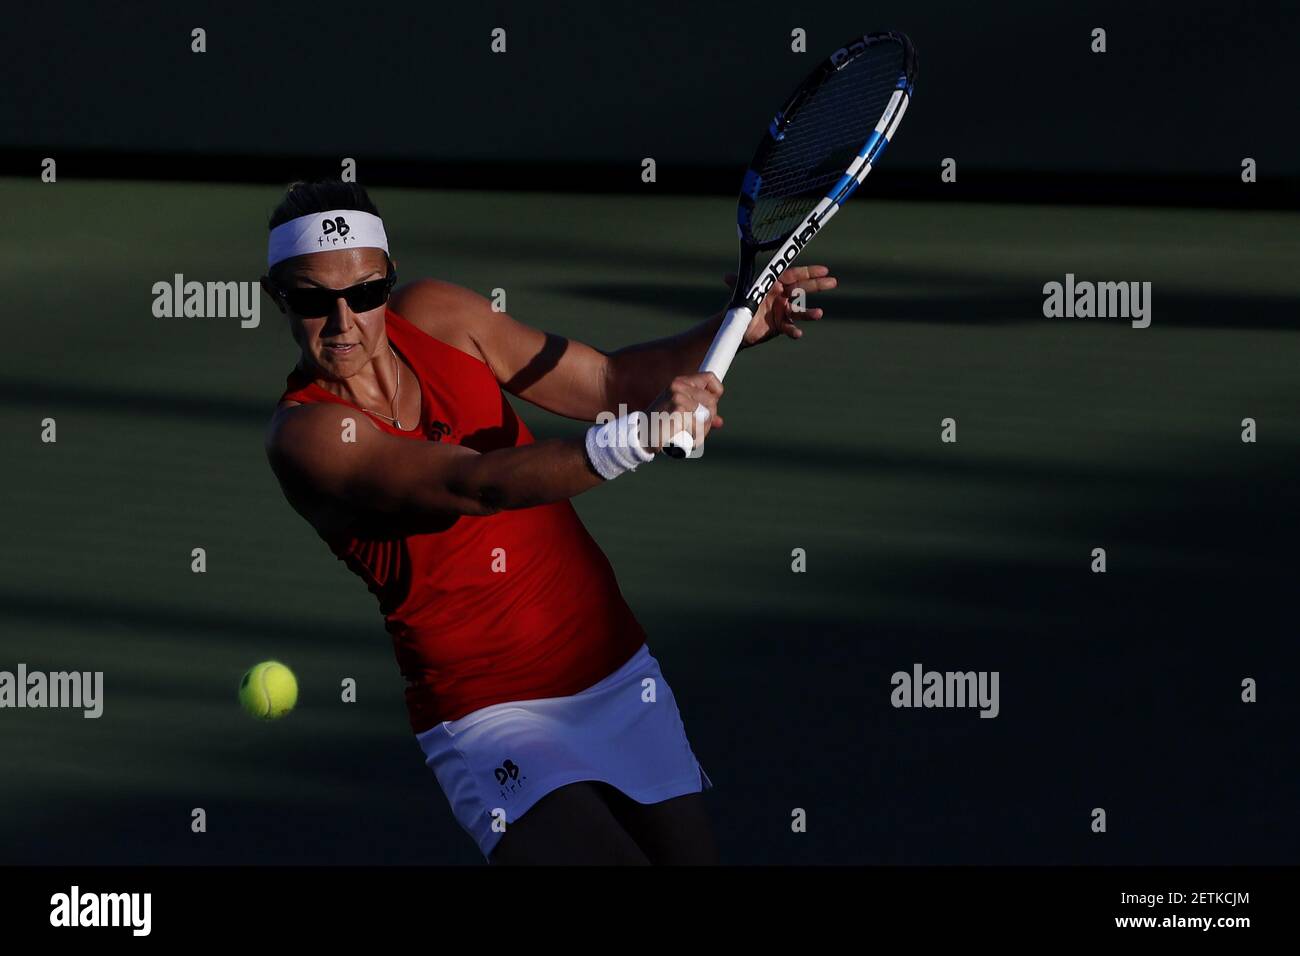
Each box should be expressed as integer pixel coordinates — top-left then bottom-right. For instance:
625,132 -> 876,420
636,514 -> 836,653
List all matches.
665,31 -> 917,458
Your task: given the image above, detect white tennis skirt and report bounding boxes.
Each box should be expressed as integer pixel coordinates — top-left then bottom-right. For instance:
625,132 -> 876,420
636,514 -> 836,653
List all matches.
415,643 -> 712,859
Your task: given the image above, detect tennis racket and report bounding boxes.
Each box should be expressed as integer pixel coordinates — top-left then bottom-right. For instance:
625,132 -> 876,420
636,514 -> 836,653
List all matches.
665,31 -> 917,458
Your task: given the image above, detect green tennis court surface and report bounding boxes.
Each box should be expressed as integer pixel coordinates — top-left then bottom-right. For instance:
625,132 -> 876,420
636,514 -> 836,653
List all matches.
2,179 -> 1298,864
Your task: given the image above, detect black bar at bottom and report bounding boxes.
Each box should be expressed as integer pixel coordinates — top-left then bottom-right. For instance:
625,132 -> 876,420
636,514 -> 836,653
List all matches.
0,865 -> 1282,941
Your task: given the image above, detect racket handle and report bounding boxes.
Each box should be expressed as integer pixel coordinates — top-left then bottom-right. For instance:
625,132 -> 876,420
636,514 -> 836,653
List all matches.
664,405 -> 712,459
663,306 -> 752,459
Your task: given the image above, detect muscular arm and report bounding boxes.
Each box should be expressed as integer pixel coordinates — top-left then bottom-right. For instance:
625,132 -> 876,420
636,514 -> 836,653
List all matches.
603,316 -> 729,412
267,402 -> 605,535
390,279 -> 725,421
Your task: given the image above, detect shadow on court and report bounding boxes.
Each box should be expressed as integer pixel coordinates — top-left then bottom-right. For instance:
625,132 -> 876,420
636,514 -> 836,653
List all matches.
559,279 -> 1300,331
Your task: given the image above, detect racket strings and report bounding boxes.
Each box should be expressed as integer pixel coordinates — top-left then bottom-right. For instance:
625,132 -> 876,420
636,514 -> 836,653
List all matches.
749,42 -> 906,244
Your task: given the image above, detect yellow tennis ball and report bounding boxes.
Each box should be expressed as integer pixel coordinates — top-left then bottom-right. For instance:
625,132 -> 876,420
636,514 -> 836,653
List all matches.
238,660 -> 298,720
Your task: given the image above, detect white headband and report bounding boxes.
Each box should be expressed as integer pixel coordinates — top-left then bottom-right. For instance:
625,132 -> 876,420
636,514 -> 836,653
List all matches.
267,209 -> 389,269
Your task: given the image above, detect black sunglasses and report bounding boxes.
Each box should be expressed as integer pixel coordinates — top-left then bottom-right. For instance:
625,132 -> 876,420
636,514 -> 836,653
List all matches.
267,261 -> 397,318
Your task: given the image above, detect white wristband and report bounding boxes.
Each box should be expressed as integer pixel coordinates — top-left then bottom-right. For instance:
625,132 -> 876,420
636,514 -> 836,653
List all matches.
584,414 -> 654,480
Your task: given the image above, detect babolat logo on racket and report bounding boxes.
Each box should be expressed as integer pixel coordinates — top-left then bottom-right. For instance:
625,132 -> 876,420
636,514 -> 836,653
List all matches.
748,214 -> 822,309
316,215 -> 354,249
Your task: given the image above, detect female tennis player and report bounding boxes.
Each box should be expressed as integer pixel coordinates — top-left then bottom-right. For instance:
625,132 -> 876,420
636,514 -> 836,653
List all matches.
261,180 -> 836,864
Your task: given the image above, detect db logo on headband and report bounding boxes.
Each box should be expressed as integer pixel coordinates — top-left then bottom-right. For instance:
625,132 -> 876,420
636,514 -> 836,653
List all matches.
321,216 -> 351,238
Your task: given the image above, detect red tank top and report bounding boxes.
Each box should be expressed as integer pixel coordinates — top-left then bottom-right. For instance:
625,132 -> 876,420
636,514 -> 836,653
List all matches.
279,308 -> 645,732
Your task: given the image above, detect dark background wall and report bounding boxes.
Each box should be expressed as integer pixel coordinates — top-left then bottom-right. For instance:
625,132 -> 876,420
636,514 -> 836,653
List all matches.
5,0 -> 1297,186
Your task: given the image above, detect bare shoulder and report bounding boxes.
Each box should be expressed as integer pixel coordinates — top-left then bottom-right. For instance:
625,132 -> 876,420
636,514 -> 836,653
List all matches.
265,400 -> 375,477
390,277 -> 490,316
388,278 -> 494,360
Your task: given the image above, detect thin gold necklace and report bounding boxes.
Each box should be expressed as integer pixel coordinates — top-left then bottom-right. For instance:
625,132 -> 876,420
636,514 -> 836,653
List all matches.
359,345 -> 407,430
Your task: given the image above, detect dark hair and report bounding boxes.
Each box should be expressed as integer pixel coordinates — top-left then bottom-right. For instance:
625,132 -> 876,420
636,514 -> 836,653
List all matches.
267,179 -> 380,230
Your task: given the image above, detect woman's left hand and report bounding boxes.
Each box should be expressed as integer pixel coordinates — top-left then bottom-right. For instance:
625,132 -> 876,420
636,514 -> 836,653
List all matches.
729,264 -> 838,347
